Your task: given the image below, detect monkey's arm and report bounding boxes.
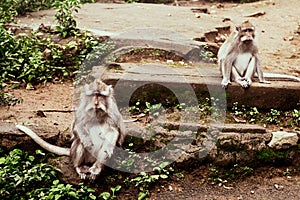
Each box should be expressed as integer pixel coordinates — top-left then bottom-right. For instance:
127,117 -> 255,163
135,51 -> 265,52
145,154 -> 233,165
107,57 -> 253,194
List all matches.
221,53 -> 236,88
16,124 -> 70,156
255,55 -> 270,84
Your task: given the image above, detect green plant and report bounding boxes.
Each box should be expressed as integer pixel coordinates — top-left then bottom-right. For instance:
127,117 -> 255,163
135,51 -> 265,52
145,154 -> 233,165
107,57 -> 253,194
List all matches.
0,149 -> 58,199
0,0 -> 18,24
144,102 -> 162,116
292,109 -> 300,125
266,109 -> 281,124
247,106 -> 260,123
128,101 -> 163,116
231,102 -> 261,123
198,97 -> 212,116
199,45 -> 215,63
0,24 -> 100,87
208,164 -> 253,185
53,0 -> 81,37
99,185 -> 121,200
0,149 -> 96,200
29,181 -> 96,200
231,102 -> 246,118
127,162 -> 173,200
174,172 -> 185,178
128,101 -> 141,114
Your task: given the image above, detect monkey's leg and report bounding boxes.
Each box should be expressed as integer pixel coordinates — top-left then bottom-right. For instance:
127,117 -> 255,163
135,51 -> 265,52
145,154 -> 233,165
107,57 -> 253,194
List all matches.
89,161 -> 103,180
232,67 -> 249,88
221,59 -> 232,88
255,57 -> 271,84
243,56 -> 257,87
71,140 -> 88,179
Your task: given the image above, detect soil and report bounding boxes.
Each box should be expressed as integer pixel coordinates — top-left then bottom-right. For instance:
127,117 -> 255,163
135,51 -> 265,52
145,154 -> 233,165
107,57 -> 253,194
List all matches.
1,0 -> 300,199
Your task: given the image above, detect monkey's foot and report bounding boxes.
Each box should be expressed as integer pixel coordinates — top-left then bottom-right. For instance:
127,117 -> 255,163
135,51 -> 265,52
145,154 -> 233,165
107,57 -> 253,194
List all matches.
89,163 -> 102,180
221,79 -> 231,88
76,167 -> 88,180
237,80 -> 250,88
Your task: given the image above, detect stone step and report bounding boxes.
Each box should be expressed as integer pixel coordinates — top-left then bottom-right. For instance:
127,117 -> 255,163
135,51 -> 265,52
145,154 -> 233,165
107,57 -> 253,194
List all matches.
91,62 -> 300,110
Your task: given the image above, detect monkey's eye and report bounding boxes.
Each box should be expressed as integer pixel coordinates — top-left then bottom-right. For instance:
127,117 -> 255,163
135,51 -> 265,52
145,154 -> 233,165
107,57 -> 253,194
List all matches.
93,91 -> 103,97
243,28 -> 254,33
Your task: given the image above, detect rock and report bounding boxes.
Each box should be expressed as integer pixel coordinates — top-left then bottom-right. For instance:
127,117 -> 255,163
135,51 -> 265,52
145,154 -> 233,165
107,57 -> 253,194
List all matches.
267,131 -> 299,149
244,11 -> 266,18
191,7 -> 208,14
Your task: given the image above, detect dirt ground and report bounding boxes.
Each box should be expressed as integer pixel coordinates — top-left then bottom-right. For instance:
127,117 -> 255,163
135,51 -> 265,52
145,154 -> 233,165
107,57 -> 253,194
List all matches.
1,0 -> 300,199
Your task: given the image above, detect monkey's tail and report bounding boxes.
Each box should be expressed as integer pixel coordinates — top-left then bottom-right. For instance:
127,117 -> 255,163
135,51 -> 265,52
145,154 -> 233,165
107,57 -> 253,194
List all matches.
262,73 -> 300,82
16,124 -> 70,156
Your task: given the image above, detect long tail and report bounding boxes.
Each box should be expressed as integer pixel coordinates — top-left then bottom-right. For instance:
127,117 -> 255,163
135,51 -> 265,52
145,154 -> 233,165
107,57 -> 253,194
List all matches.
263,73 -> 300,82
16,124 -> 70,156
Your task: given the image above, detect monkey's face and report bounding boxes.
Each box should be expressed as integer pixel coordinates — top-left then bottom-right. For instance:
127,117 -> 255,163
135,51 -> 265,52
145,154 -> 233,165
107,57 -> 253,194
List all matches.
93,91 -> 108,112
240,27 -> 255,42
84,80 -> 113,119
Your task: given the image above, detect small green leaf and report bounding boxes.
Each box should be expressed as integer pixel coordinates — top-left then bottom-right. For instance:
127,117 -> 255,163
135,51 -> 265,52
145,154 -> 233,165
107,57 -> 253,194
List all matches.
36,149 -> 45,156
159,162 -> 169,169
160,174 -> 168,179
99,192 -> 111,200
138,192 -> 148,200
0,157 -> 5,164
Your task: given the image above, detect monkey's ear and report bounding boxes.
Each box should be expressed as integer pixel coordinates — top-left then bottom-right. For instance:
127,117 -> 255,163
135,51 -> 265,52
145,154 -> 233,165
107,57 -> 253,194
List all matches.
84,84 -> 93,96
101,85 -> 113,96
235,26 -> 241,32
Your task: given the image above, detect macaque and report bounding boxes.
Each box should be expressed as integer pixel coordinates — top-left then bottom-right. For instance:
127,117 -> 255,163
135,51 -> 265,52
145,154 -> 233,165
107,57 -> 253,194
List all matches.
16,79 -> 126,180
218,20 -> 300,88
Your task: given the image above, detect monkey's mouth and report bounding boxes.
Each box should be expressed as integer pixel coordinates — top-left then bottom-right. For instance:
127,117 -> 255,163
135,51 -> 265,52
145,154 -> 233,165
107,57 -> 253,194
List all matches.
241,37 -> 253,42
95,107 -> 106,114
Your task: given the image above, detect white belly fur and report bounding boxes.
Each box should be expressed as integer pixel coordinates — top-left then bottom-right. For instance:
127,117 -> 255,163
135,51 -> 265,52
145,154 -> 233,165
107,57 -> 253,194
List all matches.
234,53 -> 253,75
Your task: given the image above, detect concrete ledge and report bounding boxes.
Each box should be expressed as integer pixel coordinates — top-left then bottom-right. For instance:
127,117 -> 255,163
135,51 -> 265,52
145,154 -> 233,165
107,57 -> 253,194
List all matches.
92,63 -> 300,110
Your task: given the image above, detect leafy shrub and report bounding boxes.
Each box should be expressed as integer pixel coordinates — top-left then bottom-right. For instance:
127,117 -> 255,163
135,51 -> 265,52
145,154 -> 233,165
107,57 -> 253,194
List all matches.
53,0 -> 81,35
0,0 -> 18,24
0,149 -> 96,200
0,149 -> 58,199
0,0 -> 96,23
0,25 -> 100,87
0,0 -> 103,90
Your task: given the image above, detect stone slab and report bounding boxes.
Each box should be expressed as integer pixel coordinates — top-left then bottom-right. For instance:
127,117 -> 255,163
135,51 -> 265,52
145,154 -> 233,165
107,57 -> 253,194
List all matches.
92,63 -> 300,110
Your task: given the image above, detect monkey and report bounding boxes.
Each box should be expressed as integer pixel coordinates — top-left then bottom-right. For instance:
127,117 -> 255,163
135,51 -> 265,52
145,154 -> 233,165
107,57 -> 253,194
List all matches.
218,20 -> 300,88
16,79 -> 126,180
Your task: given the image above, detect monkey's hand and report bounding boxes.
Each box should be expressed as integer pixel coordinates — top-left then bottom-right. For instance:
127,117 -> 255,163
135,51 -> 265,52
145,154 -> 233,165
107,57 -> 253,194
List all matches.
104,144 -> 115,158
239,80 -> 250,88
221,79 -> 231,88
